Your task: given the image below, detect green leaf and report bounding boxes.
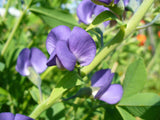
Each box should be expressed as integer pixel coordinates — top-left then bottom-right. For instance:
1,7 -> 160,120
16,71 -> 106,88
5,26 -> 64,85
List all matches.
104,107 -> 123,120
109,0 -> 125,16
29,6 -> 78,28
0,62 -> 5,72
0,87 -> 8,103
30,86 -> 48,104
48,71 -> 83,103
122,58 -> 147,98
117,107 -> 136,120
107,26 -> 125,47
119,93 -> 160,120
40,102 -> 65,120
127,0 -> 141,12
86,10 -> 117,31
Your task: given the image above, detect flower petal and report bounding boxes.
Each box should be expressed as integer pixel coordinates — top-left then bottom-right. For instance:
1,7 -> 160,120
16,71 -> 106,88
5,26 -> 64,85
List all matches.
30,48 -> 47,74
46,25 -> 71,54
15,114 -> 34,120
77,0 -> 96,24
47,50 -> 57,66
0,112 -> 14,120
16,48 -> 30,76
56,40 -> 76,71
114,0 -> 120,4
91,69 -> 114,88
47,50 -> 65,69
97,0 -> 112,4
69,27 -> 96,66
123,0 -> 129,6
97,0 -> 120,4
99,84 -> 123,104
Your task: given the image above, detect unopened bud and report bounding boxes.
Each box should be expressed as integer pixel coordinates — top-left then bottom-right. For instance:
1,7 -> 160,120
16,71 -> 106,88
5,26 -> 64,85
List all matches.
76,87 -> 92,98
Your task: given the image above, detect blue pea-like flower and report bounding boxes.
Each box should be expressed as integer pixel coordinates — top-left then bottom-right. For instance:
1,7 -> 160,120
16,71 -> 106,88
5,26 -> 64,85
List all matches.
94,0 -> 120,5
92,0 -> 129,7
46,25 -> 96,71
91,69 -> 123,104
0,112 -> 34,120
123,0 -> 129,6
16,48 -> 47,76
77,0 -> 109,26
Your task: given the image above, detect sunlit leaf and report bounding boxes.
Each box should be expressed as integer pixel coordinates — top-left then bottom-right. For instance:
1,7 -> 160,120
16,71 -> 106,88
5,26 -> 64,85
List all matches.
29,6 -> 78,28
122,58 -> 147,98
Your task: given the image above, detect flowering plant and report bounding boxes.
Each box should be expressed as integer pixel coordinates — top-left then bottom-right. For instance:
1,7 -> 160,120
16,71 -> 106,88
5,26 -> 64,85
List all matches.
0,0 -> 160,120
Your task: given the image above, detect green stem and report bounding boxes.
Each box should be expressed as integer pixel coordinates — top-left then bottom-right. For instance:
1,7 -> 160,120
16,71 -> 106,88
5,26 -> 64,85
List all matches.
41,66 -> 56,80
29,0 -> 154,119
3,0 -> 12,21
7,84 -> 14,113
1,0 -> 33,57
124,0 -> 154,38
38,85 -> 43,103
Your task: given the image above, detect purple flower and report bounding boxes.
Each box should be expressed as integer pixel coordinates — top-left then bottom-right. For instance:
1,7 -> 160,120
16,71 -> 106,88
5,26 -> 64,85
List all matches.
0,112 -> 34,120
123,0 -> 129,6
92,0 -> 129,7
95,0 -> 120,5
46,25 -> 96,71
16,48 -> 47,76
77,0 -> 109,26
91,69 -> 123,104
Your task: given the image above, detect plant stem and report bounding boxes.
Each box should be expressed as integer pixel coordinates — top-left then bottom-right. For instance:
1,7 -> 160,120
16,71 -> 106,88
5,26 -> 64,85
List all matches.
1,0 -> 33,57
38,85 -> 43,103
41,66 -> 56,80
124,0 -> 154,38
3,0 -> 11,21
6,84 -> 14,113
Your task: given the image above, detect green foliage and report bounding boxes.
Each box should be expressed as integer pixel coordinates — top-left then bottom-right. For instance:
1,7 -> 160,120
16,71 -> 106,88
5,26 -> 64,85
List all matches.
86,10 -> 117,31
48,71 -> 84,103
29,6 -> 78,28
0,62 -> 5,72
117,107 -> 136,120
119,93 -> 160,120
122,58 -> 147,98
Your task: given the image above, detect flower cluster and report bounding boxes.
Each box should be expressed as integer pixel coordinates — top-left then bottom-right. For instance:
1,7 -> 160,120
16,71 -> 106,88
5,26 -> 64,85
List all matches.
0,112 -> 34,120
46,25 -> 96,71
91,69 -> 123,104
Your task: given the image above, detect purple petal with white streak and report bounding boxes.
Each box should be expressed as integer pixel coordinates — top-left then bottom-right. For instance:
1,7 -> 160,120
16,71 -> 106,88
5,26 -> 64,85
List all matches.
123,0 -> 129,6
77,0 -> 96,24
30,48 -> 47,74
16,48 -> 30,76
69,27 -> 96,66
